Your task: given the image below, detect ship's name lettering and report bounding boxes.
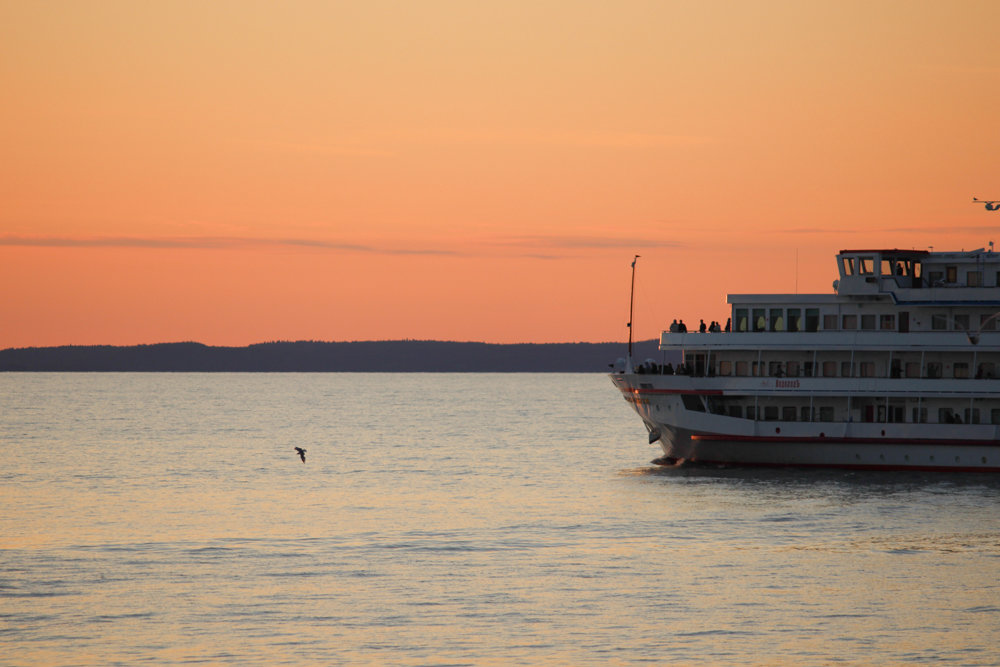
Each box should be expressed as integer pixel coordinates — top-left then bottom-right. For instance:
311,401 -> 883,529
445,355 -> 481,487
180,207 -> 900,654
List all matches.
775,379 -> 800,389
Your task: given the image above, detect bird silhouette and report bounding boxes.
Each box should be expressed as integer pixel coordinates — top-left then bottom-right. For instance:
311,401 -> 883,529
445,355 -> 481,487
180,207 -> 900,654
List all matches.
294,447 -> 306,463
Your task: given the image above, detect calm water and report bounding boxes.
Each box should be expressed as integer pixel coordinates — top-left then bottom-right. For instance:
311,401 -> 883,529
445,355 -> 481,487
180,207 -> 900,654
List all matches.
3,373 -> 1000,666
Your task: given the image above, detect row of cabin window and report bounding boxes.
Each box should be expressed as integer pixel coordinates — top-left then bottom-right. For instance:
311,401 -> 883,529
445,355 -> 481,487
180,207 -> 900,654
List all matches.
715,360 -> 987,379
843,257 -> 994,288
734,309 -> 999,333
722,404 -> 999,424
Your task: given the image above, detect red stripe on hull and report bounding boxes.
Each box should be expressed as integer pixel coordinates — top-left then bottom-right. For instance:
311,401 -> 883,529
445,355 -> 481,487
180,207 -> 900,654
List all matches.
692,434 -> 1000,447
669,459 -> 1000,473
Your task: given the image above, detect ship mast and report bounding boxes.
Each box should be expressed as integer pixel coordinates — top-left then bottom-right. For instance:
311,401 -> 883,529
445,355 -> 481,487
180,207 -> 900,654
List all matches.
627,254 -> 639,372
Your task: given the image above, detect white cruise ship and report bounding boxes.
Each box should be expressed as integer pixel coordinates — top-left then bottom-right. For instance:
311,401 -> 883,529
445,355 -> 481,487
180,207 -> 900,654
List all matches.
611,247 -> 1000,471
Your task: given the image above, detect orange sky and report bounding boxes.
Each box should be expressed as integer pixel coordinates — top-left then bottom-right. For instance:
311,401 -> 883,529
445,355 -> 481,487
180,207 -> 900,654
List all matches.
2,0 -> 999,348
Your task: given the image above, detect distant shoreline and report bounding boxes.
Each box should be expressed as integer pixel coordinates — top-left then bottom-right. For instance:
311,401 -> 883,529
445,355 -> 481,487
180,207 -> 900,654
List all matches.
0,339 -> 670,372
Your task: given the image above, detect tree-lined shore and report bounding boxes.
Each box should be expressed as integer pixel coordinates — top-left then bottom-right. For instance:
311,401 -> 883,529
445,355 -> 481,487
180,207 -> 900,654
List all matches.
0,339 -> 666,372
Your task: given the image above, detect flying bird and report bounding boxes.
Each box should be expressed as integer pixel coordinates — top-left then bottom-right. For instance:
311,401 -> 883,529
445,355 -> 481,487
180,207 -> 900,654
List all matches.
294,447 -> 307,463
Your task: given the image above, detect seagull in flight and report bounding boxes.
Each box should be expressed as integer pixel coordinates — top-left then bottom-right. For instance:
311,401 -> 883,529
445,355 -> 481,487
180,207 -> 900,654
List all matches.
294,447 -> 307,463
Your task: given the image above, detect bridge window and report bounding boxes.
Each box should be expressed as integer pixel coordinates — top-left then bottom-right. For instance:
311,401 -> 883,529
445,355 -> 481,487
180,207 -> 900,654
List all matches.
946,266 -> 957,283
753,309 -> 766,332
861,314 -> 876,330
805,309 -> 819,332
968,271 -> 982,287
787,309 -> 801,331
735,309 -> 748,332
823,314 -> 838,330
880,314 -> 896,330
842,257 -> 855,276
842,314 -> 857,329
860,257 -> 875,274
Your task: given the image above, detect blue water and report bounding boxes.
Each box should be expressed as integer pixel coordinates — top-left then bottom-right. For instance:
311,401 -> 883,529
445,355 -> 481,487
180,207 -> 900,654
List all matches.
3,373 -> 1000,665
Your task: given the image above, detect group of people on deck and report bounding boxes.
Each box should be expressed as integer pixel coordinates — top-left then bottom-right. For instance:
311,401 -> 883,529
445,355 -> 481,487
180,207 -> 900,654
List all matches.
669,318 -> 731,333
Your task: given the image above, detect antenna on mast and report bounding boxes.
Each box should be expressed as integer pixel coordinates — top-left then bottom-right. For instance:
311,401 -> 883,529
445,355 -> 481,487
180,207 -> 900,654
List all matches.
626,254 -> 640,373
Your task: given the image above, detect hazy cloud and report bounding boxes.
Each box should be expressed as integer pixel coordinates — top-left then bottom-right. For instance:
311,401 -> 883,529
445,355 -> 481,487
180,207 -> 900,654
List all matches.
0,235 -> 456,255
492,235 -> 684,250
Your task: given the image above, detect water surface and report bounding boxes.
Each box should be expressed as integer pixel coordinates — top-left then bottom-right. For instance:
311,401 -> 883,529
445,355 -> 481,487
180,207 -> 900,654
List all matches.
2,373 -> 1000,665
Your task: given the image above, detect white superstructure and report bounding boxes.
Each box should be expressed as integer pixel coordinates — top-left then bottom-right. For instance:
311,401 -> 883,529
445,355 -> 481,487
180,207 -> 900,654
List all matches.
611,247 -> 1000,471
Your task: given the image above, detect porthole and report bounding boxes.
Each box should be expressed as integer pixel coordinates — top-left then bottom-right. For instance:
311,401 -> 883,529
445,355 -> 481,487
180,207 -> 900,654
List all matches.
955,456 -> 961,463
881,430 -> 886,436
982,457 -> 988,464
879,454 -> 885,462
775,427 -> 781,434
930,455 -> 935,462
855,453 -> 861,460
904,455 -> 910,462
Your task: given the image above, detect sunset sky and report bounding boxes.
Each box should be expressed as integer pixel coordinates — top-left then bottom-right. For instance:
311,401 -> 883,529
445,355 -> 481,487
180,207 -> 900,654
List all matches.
2,0 -> 999,348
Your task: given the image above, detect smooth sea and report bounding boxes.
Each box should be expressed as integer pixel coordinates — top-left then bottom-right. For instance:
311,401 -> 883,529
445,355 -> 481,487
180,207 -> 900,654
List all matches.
3,373 -> 1000,666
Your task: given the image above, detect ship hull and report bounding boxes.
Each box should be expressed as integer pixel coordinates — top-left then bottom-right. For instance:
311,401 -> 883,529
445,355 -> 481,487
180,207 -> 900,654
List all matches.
612,374 -> 1000,472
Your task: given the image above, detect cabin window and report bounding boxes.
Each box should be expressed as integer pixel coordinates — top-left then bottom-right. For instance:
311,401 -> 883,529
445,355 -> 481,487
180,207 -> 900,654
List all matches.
753,309 -> 766,332
735,309 -> 748,332
782,406 -> 797,421
954,314 -> 970,331
992,409 -> 1000,425
860,314 -> 876,330
965,408 -> 980,424
880,314 -> 895,330
842,257 -> 855,276
926,362 -> 942,378
786,361 -> 800,377
747,406 -> 760,420
728,405 -> 742,418
768,361 -> 784,376
735,361 -> 749,376
859,362 -> 876,377
681,394 -> 705,412
818,407 -> 834,421
905,362 -> 921,378
946,266 -> 957,283
823,314 -> 838,330
968,271 -> 983,287
841,361 -> 853,377
763,406 -> 779,421
978,363 -> 995,379
912,407 -> 927,423
770,309 -> 784,331
842,314 -> 857,329
931,314 -> 948,330
929,271 -> 944,286
980,314 -> 998,331
719,360 -> 732,376
938,408 -> 955,423
860,257 -> 875,274
954,362 -> 969,379
787,309 -> 801,332
822,361 -> 837,377
805,309 -> 819,332
752,361 -> 764,377
800,406 -> 813,422
881,259 -> 894,276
